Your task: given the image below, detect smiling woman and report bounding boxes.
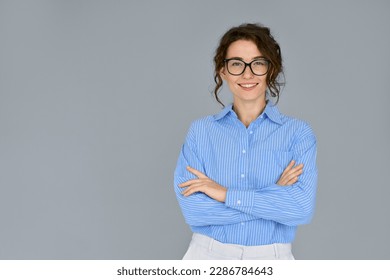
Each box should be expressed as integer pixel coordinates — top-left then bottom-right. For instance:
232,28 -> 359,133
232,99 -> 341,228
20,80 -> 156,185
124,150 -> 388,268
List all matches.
173,23 -> 318,260
213,23 -> 284,108
220,40 -> 269,115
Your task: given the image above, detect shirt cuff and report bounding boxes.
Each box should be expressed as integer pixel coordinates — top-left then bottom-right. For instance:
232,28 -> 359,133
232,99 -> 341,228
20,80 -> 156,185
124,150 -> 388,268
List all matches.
225,189 -> 255,210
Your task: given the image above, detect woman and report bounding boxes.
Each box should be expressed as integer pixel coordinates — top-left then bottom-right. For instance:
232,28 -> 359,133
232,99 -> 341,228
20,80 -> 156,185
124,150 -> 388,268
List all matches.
174,23 -> 317,260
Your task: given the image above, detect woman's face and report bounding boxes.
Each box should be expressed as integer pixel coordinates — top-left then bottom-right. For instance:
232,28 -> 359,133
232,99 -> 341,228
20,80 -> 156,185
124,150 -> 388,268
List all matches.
221,39 -> 268,105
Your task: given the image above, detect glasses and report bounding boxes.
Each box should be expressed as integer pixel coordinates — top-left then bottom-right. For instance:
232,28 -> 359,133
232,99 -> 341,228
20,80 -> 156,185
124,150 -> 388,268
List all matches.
224,58 -> 270,76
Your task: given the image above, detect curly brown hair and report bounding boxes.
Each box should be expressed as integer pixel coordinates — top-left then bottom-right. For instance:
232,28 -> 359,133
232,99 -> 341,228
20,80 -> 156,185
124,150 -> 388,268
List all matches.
213,23 -> 284,107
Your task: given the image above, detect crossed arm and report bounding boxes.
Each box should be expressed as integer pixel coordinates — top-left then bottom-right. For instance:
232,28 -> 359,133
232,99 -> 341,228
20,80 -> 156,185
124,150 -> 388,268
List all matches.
180,160 -> 304,202
174,124 -> 317,227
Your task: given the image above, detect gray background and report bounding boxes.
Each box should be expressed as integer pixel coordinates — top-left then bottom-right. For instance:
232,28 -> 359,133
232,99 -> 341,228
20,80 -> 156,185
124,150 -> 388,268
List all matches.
0,0 -> 389,259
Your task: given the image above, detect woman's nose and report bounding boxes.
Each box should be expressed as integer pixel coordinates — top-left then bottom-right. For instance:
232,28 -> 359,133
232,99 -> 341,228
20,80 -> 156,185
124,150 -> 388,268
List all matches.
242,65 -> 254,78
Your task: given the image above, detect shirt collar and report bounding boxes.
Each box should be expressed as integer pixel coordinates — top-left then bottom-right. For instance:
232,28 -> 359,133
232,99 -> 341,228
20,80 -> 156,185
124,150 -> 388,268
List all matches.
263,101 -> 283,125
213,104 -> 234,121
213,101 -> 283,125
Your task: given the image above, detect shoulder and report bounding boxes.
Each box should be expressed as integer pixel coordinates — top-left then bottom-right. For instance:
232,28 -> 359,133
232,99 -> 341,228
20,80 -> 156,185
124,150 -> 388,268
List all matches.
275,110 -> 316,142
284,114 -> 314,133
187,115 -> 216,135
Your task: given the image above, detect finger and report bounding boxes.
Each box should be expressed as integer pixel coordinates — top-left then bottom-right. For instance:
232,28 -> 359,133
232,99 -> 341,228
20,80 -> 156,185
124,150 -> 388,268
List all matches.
286,176 -> 299,185
186,166 -> 207,178
179,178 -> 210,188
182,182 -> 205,191
179,179 -> 201,188
182,185 -> 205,196
291,163 -> 304,172
285,167 -> 303,178
284,169 -> 303,182
277,179 -> 287,186
277,164 -> 303,186
281,160 -> 295,175
277,175 -> 289,185
287,159 -> 296,168
286,168 -> 303,183
282,164 -> 303,178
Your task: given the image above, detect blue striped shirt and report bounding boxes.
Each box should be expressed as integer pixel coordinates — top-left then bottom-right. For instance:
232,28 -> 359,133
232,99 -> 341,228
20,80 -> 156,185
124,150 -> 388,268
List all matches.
174,102 -> 318,246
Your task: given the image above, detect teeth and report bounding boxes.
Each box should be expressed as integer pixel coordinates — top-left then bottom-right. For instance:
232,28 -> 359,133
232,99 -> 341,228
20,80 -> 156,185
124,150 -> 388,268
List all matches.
240,84 -> 256,88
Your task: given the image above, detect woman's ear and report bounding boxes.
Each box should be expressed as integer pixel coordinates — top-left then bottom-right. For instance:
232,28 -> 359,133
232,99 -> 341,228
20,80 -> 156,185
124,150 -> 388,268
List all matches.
220,68 -> 226,80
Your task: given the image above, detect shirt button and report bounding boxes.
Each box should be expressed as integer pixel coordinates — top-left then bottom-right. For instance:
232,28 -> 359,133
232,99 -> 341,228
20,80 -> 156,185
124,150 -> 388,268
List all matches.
242,149 -> 246,154
237,200 -> 241,205
249,131 -> 253,134
241,174 -> 245,178
241,222 -> 245,226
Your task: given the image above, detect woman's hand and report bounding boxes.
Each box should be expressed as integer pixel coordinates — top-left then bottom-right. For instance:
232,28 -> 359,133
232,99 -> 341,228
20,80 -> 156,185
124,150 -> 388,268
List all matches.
277,160 -> 304,186
179,166 -> 227,202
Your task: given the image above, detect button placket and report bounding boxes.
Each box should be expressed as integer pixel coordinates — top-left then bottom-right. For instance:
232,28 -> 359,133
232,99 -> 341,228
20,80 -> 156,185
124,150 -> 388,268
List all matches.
239,128 -> 249,186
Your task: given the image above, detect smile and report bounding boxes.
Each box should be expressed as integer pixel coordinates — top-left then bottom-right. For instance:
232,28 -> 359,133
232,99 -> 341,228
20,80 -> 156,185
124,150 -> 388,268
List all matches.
238,83 -> 258,89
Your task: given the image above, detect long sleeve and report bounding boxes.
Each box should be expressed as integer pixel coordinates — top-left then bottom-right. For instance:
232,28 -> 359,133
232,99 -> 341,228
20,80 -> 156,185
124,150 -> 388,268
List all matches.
174,123 -> 258,227
225,124 -> 318,226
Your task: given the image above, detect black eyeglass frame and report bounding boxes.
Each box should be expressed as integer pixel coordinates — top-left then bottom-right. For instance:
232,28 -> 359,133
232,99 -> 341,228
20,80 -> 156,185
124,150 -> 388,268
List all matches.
223,58 -> 270,76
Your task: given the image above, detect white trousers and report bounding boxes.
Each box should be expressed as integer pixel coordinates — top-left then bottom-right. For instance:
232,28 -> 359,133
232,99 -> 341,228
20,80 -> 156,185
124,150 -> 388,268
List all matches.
183,233 -> 295,260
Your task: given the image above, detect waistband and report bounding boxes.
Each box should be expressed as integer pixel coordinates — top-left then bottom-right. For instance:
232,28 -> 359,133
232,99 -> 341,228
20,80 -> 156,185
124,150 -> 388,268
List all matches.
191,233 -> 293,259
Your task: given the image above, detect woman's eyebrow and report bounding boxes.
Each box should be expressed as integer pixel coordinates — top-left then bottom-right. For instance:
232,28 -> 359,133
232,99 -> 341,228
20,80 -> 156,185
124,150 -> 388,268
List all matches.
252,56 -> 266,59
226,56 -> 244,60
227,56 -> 266,60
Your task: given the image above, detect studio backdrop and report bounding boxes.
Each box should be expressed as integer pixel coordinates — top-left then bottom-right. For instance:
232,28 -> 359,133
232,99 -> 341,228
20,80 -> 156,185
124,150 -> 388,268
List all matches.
0,0 -> 389,259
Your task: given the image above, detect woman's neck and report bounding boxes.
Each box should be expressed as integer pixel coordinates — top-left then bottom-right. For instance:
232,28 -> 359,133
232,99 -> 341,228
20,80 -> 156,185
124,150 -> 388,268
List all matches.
232,99 -> 267,127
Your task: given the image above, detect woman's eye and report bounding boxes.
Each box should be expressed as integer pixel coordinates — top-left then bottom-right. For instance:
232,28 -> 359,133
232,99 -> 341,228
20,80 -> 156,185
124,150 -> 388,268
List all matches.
231,61 -> 243,67
253,60 -> 266,66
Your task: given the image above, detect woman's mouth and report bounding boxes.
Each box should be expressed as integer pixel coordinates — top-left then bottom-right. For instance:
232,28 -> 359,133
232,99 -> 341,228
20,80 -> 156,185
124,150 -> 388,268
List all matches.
238,83 -> 258,90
